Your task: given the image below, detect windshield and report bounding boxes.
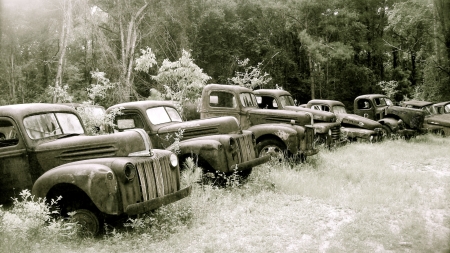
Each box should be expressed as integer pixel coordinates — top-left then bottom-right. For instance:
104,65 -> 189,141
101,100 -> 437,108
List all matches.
374,97 -> 393,107
23,113 -> 84,140
422,105 -> 437,116
240,93 -> 258,108
146,106 -> 183,125
279,95 -> 295,107
333,105 -> 347,114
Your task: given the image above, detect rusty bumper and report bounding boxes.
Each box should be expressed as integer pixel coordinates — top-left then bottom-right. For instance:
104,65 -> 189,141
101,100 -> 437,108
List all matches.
125,186 -> 192,215
230,155 -> 271,171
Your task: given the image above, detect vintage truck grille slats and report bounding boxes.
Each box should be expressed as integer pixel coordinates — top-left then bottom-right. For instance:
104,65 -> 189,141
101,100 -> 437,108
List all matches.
183,128 -> 219,139
235,134 -> 256,163
58,146 -> 117,160
135,156 -> 178,201
331,125 -> 341,140
306,126 -> 315,150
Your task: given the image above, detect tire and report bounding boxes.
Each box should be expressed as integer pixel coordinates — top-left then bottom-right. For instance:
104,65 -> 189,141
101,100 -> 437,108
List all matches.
381,125 -> 391,139
71,209 -> 100,236
255,139 -> 286,158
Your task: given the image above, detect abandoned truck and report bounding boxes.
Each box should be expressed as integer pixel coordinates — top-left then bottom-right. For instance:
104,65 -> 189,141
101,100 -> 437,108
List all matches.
402,100 -> 450,136
353,94 -> 426,138
186,84 -> 318,160
305,99 -> 383,142
253,89 -> 341,146
0,103 -> 191,235
106,101 -> 269,178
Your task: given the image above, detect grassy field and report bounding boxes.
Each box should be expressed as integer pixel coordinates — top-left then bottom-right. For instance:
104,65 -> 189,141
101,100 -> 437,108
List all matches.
1,134 -> 450,252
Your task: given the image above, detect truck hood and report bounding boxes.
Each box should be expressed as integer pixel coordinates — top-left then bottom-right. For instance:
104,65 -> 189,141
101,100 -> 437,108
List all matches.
425,114 -> 450,127
284,106 -> 336,122
34,130 -> 148,171
336,113 -> 382,130
247,108 -> 312,126
156,116 -> 240,139
386,106 -> 425,129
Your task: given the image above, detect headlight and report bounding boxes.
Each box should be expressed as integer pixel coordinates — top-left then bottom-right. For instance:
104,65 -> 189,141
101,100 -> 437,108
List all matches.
229,137 -> 236,151
124,163 -> 136,182
170,153 -> 178,168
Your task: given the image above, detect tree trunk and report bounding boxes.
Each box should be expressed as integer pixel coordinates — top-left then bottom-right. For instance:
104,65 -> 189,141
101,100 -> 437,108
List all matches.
308,53 -> 315,99
53,0 -> 72,103
434,0 -> 450,70
118,2 -> 147,102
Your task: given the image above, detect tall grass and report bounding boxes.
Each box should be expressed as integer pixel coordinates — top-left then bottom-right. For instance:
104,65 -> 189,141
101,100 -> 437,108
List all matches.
1,134 -> 449,252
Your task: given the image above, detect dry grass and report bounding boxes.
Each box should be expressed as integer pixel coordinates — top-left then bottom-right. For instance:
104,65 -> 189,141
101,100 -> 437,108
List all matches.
2,134 -> 450,252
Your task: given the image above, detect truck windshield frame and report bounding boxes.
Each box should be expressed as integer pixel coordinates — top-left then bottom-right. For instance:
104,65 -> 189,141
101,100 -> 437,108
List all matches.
146,106 -> 183,125
239,92 -> 258,108
23,112 -> 84,140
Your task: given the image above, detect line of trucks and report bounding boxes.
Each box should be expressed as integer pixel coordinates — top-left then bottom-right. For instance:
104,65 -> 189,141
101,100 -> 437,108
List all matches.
2,83 -> 448,235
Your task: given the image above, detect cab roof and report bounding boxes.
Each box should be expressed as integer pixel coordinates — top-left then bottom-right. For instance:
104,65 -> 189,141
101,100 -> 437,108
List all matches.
107,100 -> 176,112
253,89 -> 291,96
402,100 -> 434,107
307,99 -> 345,107
0,103 -> 78,119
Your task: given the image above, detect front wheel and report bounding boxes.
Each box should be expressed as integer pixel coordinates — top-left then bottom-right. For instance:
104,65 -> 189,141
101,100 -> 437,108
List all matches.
255,139 -> 286,158
71,209 -> 100,236
381,125 -> 391,139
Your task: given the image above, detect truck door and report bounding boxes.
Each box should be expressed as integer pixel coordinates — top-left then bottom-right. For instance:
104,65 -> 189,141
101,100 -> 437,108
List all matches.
0,117 -> 33,205
203,90 -> 241,121
355,98 -> 375,120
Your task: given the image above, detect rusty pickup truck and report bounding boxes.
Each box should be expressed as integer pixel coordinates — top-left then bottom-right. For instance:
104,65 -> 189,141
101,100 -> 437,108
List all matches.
306,99 -> 383,142
106,101 -> 269,179
402,100 -> 450,136
253,89 -> 341,146
354,94 -> 426,138
188,84 -> 318,161
0,103 -> 191,234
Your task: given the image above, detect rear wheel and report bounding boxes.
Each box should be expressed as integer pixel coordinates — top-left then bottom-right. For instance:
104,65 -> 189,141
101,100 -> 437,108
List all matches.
71,209 -> 100,236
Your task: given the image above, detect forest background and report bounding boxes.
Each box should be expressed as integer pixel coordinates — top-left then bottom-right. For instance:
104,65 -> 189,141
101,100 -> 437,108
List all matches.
1,0 -> 449,111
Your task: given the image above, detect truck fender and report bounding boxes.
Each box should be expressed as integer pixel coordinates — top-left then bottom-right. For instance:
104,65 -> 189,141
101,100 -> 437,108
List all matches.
378,117 -> 400,132
248,124 -> 300,154
168,139 -> 226,172
32,163 -> 120,214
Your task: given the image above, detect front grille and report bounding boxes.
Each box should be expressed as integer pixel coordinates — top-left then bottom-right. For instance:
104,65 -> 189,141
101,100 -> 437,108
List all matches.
331,125 -> 340,140
235,133 -> 256,163
135,155 -> 179,201
305,126 -> 315,150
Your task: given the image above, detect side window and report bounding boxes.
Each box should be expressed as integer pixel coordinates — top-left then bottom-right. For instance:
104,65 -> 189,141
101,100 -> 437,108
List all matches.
0,118 -> 19,148
209,91 -> 236,108
115,113 -> 145,132
322,105 -> 330,112
259,96 -> 276,109
357,99 -> 371,109
312,105 -> 322,111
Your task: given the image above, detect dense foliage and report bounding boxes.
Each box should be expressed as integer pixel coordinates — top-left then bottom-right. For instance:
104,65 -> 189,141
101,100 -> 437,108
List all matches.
0,0 -> 449,110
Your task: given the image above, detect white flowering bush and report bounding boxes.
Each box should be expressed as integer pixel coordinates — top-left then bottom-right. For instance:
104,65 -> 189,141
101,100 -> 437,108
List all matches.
0,190 -> 76,241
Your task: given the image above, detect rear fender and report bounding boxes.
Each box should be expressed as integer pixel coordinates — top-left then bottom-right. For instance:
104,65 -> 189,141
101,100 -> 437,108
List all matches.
32,163 -> 120,214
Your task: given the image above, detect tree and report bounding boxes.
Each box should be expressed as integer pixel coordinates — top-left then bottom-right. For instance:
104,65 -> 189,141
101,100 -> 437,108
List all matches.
136,48 -> 211,116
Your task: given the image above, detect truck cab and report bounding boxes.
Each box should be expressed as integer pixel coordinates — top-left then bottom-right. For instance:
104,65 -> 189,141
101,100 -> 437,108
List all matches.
0,103 -> 191,234
354,94 -> 426,138
253,89 -> 341,146
198,84 -> 318,160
